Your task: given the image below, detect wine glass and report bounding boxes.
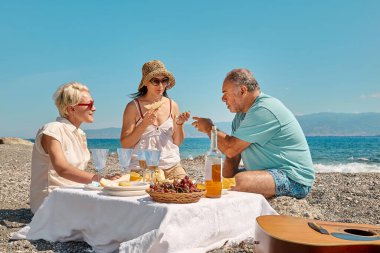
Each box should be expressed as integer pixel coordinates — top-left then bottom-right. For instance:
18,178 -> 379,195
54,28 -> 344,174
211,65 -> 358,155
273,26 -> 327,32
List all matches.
144,149 -> 161,182
90,149 -> 109,180
117,148 -> 133,180
136,149 -> 147,180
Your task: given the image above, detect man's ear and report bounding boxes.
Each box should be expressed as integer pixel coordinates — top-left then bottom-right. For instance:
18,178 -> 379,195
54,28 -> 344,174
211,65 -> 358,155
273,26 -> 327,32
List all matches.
240,85 -> 248,95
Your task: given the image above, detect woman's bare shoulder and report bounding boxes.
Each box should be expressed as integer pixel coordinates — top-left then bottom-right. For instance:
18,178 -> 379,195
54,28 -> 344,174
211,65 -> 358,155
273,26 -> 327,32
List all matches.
170,98 -> 179,108
124,100 -> 138,114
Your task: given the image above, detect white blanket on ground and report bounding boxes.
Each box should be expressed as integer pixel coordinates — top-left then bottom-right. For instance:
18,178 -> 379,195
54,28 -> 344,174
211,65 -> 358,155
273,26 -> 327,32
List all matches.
13,188 -> 277,253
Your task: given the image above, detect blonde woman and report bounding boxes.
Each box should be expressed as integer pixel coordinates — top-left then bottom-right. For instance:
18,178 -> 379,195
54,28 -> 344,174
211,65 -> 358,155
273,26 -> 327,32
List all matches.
30,82 -> 118,213
120,60 -> 190,180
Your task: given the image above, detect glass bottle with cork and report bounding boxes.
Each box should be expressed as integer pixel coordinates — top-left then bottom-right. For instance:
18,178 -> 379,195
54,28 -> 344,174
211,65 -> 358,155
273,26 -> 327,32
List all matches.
205,126 -> 222,198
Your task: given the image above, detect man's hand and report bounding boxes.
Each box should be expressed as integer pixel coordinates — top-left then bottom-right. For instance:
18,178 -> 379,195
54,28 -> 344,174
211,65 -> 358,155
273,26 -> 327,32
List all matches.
192,117 -> 214,135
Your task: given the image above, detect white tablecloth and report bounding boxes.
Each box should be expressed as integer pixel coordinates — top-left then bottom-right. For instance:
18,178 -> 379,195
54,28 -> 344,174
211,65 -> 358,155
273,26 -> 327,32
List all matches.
13,188 -> 277,253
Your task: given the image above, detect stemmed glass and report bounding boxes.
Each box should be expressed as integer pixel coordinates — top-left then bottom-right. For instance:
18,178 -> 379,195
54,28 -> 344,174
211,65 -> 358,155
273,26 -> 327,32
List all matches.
144,149 -> 161,182
136,149 -> 147,181
117,148 -> 133,180
90,149 -> 109,181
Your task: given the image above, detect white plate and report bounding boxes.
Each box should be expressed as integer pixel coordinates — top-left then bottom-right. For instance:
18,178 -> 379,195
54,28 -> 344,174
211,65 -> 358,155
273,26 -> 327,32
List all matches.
103,182 -> 150,191
102,189 -> 148,197
84,184 -> 103,191
59,185 -> 84,189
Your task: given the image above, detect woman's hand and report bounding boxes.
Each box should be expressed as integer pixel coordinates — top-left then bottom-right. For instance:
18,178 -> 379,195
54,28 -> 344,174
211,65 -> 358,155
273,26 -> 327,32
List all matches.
105,173 -> 122,181
92,173 -> 121,182
142,109 -> 158,127
175,111 -> 191,126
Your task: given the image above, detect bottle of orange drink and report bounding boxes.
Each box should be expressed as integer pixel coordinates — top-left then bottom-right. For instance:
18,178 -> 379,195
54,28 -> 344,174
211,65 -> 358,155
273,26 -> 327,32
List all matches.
205,126 -> 222,198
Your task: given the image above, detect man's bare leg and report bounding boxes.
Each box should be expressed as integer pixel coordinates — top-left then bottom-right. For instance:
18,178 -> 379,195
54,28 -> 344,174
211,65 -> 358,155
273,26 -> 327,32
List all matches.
232,170 -> 276,198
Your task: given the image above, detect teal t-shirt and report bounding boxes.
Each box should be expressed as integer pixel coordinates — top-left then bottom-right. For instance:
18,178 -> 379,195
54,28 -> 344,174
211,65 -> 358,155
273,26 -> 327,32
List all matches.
231,93 -> 315,186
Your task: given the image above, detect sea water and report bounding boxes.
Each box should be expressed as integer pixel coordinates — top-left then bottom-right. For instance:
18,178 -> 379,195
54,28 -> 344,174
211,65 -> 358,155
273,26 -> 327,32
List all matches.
307,136 -> 380,173
85,136 -> 380,173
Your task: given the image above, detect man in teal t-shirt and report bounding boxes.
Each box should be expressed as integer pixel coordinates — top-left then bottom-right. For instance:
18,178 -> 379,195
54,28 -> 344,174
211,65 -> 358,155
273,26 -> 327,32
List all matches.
193,68 -> 315,199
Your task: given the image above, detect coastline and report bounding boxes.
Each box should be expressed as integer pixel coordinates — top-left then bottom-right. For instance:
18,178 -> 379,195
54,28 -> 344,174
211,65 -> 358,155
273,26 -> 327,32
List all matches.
1,143 -> 379,253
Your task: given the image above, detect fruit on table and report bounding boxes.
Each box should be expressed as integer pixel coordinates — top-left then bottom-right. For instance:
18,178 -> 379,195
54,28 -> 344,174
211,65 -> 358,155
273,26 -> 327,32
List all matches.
150,176 -> 202,193
196,183 -> 206,190
130,171 -> 143,181
154,169 -> 165,182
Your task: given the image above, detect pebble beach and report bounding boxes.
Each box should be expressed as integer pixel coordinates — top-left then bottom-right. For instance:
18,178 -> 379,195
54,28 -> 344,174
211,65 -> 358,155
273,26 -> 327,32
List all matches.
1,141 -> 379,253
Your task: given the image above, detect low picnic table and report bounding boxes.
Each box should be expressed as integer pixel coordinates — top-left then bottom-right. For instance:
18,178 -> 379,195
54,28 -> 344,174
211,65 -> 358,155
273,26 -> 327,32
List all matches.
13,188 -> 277,253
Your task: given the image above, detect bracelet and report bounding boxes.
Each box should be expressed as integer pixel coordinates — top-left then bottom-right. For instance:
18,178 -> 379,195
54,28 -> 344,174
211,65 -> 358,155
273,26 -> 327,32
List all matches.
175,121 -> 184,126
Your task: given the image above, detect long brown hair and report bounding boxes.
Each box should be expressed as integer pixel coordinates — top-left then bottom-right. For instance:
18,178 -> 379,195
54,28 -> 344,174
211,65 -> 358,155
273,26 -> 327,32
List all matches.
130,86 -> 169,99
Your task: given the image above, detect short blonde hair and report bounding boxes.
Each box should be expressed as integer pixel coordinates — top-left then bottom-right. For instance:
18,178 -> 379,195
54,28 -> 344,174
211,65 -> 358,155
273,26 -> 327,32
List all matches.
53,82 -> 89,117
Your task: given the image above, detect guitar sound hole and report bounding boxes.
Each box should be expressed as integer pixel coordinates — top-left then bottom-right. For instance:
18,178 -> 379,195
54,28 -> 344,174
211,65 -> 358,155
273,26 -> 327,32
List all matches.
344,229 -> 376,236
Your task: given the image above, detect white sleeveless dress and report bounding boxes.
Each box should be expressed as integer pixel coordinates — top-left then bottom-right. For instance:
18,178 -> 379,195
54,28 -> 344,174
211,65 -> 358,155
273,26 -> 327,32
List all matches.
129,98 -> 181,170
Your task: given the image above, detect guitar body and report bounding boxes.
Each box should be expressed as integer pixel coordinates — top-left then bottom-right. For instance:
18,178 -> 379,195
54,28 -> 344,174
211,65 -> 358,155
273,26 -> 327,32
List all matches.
255,215 -> 380,253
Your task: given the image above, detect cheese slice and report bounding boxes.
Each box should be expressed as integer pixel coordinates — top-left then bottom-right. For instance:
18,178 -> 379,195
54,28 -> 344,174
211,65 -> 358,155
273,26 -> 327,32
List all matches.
118,181 -> 131,186
222,177 -> 236,189
144,100 -> 164,110
100,178 -> 117,187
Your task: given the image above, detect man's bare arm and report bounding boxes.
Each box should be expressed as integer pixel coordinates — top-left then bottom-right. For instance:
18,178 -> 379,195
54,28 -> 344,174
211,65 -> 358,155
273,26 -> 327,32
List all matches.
192,116 -> 251,158
223,154 -> 241,178
216,130 -> 250,158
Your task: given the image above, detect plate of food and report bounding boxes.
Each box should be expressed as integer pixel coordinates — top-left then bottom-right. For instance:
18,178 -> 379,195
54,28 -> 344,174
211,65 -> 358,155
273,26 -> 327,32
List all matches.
59,184 -> 84,189
103,181 -> 150,191
102,189 -> 148,197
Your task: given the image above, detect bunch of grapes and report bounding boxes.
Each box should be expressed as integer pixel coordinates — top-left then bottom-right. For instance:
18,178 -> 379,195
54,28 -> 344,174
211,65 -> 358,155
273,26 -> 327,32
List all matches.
149,176 -> 202,193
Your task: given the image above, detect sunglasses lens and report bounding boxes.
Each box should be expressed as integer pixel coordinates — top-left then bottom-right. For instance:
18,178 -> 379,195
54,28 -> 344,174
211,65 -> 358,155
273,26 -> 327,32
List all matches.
150,78 -> 169,86
152,79 -> 160,86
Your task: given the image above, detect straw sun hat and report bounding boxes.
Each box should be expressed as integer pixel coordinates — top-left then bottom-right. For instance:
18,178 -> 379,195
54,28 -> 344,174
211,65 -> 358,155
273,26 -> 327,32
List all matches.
138,60 -> 176,90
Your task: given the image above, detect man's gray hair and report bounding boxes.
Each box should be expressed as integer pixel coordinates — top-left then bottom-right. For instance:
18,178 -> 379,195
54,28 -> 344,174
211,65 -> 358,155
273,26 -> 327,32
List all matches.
225,68 -> 259,91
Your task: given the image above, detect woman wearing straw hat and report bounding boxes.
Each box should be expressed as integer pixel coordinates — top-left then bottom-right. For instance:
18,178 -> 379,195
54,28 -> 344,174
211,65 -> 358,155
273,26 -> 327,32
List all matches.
120,60 -> 190,180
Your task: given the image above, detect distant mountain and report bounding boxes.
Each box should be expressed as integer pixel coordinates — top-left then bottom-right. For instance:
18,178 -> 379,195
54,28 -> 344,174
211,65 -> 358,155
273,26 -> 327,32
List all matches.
84,113 -> 380,138
296,112 -> 380,136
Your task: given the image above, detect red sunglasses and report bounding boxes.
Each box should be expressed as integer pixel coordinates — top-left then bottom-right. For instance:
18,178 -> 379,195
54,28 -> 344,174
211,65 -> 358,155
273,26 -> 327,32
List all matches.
77,100 -> 94,110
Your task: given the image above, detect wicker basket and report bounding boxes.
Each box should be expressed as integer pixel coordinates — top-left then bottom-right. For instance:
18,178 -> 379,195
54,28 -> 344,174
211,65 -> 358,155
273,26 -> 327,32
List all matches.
146,189 -> 205,204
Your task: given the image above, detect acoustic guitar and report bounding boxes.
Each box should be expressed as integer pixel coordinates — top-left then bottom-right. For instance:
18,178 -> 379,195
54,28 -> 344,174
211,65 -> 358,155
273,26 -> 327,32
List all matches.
255,215 -> 380,253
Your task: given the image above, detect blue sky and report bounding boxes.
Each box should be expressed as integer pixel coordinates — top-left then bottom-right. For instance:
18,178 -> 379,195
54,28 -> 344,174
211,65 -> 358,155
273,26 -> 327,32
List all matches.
1,0 -> 379,138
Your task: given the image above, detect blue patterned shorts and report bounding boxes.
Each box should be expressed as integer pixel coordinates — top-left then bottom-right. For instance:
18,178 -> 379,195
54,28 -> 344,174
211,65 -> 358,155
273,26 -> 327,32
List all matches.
267,169 -> 311,199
